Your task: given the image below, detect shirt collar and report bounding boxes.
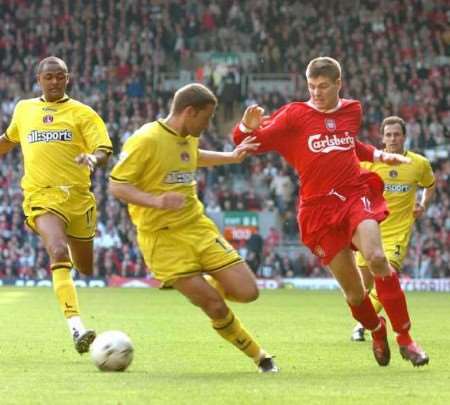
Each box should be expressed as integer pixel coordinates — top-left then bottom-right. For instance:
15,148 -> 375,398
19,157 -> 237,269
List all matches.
306,99 -> 342,113
39,94 -> 70,103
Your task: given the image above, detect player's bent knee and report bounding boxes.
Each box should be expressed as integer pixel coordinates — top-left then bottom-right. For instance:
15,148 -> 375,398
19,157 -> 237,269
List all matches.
346,290 -> 366,306
236,286 -> 259,303
201,297 -> 228,319
47,243 -> 70,263
366,251 -> 388,271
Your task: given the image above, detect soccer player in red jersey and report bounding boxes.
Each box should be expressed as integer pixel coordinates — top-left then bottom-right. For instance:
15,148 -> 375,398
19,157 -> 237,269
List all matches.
232,57 -> 429,367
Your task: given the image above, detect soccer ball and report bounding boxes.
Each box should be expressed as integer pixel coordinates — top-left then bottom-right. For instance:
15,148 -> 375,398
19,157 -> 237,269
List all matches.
90,331 -> 134,372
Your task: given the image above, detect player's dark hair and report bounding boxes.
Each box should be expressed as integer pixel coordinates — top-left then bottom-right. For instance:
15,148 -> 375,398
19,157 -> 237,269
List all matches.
380,116 -> 406,136
306,57 -> 341,81
171,83 -> 217,114
37,56 -> 68,74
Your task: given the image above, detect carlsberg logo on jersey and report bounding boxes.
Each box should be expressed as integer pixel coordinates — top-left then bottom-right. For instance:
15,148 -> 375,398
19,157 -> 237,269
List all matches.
27,130 -> 73,144
308,133 -> 355,153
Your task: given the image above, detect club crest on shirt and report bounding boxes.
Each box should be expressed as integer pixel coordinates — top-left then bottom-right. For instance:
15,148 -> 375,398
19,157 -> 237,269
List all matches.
324,118 -> 336,132
180,151 -> 190,162
389,169 -> 398,178
43,115 -> 54,124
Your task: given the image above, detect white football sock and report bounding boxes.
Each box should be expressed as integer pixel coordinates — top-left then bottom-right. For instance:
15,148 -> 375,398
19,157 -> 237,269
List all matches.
67,316 -> 86,336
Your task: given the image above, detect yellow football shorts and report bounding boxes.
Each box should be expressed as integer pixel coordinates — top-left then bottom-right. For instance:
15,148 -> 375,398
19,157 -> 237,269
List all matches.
355,232 -> 411,271
23,186 -> 97,240
137,215 -> 243,286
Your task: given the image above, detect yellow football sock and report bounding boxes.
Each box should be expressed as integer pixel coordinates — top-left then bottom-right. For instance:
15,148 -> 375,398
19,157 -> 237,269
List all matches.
204,275 -> 238,302
369,288 -> 384,314
212,309 -> 263,362
51,263 -> 80,318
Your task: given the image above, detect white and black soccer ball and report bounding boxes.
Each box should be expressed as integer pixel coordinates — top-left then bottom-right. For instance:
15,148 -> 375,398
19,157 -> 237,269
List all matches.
90,331 -> 134,372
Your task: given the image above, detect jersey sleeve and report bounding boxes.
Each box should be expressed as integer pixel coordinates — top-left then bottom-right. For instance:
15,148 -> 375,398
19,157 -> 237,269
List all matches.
4,101 -> 22,143
418,158 -> 435,188
355,140 -> 376,162
110,134 -> 152,185
80,106 -> 113,155
232,104 -> 294,153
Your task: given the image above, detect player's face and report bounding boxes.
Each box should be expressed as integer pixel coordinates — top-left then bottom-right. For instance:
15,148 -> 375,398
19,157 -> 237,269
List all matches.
185,104 -> 216,137
307,75 -> 341,111
382,123 -> 406,154
37,63 -> 69,102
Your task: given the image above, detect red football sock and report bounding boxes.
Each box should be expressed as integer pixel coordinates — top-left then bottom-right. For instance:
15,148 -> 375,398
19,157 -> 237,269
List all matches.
374,271 -> 412,345
348,294 -> 380,331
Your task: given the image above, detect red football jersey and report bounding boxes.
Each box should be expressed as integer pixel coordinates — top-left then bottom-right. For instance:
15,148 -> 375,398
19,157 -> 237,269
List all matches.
233,99 -> 376,203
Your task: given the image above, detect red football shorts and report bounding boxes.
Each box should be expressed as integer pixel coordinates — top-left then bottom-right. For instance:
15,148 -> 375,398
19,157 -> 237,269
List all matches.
298,172 -> 388,265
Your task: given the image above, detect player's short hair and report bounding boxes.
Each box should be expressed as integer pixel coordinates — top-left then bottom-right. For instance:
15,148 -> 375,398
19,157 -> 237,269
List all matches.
306,57 -> 341,81
171,83 -> 218,114
380,116 -> 406,136
37,56 -> 68,74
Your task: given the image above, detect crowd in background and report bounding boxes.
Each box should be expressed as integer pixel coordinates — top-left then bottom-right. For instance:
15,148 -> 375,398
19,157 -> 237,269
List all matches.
0,0 -> 449,279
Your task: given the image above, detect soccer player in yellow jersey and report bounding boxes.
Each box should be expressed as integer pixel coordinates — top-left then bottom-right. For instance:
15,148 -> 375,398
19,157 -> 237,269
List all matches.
109,83 -> 279,373
0,57 -> 112,353
351,116 -> 435,344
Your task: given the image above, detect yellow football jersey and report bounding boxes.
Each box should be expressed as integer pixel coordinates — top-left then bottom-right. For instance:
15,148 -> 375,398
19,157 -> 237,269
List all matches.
110,120 -> 204,233
5,96 -> 112,192
361,150 -> 435,239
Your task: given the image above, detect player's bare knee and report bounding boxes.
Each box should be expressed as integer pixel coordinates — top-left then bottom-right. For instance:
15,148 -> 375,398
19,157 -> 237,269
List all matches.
47,242 -> 70,263
346,290 -> 365,306
366,250 -> 388,273
238,286 -> 259,303
202,297 -> 228,319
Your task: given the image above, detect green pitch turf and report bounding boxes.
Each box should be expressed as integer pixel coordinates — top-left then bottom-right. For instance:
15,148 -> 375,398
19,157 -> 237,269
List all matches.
0,287 -> 449,405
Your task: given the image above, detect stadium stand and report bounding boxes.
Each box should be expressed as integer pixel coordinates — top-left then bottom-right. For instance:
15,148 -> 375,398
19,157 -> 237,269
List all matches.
0,0 -> 448,280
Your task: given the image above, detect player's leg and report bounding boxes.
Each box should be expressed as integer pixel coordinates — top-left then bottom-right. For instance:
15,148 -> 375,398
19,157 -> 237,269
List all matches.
353,219 -> 428,366
68,238 -> 94,276
173,274 -> 278,372
208,262 -> 259,303
350,261 -> 381,341
67,204 -> 96,276
199,221 -> 259,303
328,248 -> 390,366
34,212 -> 95,353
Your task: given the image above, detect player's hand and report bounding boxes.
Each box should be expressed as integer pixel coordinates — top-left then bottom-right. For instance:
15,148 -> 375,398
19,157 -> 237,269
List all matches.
380,152 -> 411,165
153,192 -> 186,210
230,136 -> 260,162
75,153 -> 98,171
241,104 -> 265,130
413,202 -> 425,219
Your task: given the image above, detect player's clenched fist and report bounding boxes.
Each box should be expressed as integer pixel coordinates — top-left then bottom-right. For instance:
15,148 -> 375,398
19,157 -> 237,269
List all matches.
153,192 -> 186,210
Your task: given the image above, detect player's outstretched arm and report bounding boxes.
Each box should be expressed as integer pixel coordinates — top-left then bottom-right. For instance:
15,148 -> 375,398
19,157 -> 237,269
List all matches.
232,104 -> 292,153
0,134 -> 18,155
376,150 -> 411,165
109,181 -> 185,210
355,140 -> 411,165
197,136 -> 260,167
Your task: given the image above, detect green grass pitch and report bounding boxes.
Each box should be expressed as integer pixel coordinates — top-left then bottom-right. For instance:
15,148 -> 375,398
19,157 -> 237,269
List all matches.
0,287 -> 449,404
